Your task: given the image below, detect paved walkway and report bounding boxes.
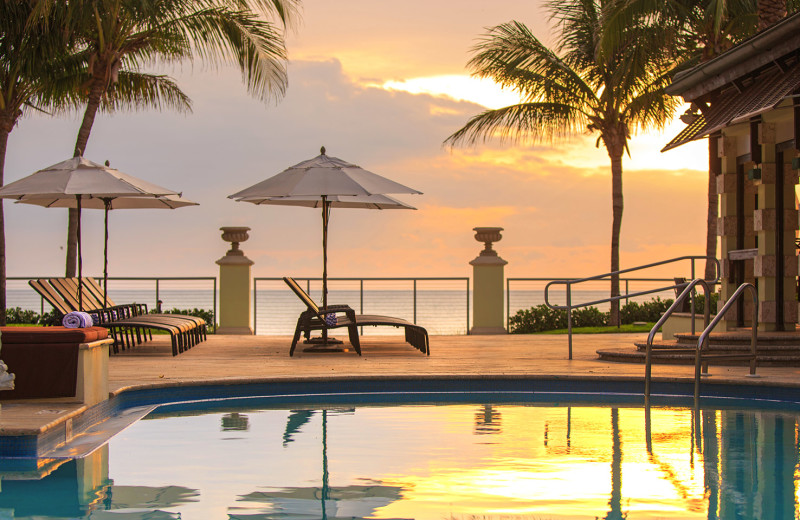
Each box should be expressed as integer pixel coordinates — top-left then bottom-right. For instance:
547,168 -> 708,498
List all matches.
3,332 -> 800,436
107,332 -> 800,391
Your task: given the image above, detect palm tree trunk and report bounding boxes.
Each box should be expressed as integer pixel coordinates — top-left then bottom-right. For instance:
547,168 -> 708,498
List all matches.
0,114 -> 13,326
66,77 -> 105,277
609,148 -> 624,327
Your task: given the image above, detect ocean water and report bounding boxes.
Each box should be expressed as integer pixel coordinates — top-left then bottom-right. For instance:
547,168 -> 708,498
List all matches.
7,278 -> 677,335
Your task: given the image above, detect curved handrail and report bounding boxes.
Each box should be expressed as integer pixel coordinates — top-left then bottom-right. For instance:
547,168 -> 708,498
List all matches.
693,283 -> 758,401
543,256 -> 719,360
645,279 -> 712,400
544,256 -> 720,309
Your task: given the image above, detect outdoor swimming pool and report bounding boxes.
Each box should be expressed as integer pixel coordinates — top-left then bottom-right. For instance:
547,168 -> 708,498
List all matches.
1,382 -> 799,519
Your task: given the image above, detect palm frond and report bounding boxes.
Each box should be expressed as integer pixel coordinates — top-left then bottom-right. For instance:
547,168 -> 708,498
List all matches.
100,71 -> 192,113
445,102 -> 589,147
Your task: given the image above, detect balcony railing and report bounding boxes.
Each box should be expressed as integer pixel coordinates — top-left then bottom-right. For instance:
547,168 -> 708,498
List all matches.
253,277 -> 470,335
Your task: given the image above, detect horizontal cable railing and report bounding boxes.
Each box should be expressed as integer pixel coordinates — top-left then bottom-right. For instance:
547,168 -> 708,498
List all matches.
7,276 -> 217,327
253,277 -> 470,335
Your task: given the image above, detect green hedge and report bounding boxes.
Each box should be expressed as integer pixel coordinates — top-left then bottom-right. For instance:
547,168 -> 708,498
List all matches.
508,296 -> 705,334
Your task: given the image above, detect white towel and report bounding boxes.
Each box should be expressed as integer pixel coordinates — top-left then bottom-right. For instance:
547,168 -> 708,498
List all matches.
62,311 -> 93,328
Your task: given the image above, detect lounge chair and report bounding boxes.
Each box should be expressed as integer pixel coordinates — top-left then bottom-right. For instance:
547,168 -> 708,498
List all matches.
283,277 -> 430,356
29,277 -> 206,356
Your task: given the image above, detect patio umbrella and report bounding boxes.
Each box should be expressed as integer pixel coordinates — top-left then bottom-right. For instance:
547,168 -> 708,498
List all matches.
17,192 -> 198,309
229,147 -> 420,346
228,148 -> 421,298
0,156 -> 184,309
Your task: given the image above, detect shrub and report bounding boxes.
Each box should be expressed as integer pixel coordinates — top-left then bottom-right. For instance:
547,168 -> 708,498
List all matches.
693,292 -> 719,314
619,297 -> 673,323
571,306 -> 608,327
509,304 -> 567,333
5,307 -> 40,324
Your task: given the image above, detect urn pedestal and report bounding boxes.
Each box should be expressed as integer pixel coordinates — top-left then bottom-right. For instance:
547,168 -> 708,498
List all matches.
469,227 -> 508,335
216,227 -> 254,335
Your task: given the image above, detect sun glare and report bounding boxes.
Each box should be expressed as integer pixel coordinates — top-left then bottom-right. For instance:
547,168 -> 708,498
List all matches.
380,75 -> 524,109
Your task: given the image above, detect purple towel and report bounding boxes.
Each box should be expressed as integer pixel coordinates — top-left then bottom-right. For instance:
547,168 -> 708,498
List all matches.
62,311 -> 93,328
324,313 -> 337,327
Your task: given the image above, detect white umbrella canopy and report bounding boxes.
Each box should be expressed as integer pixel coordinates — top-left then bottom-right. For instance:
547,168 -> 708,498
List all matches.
229,148 -> 421,348
0,156 -> 189,310
0,156 -> 180,200
17,192 -> 197,210
236,193 -> 417,210
228,147 -> 422,199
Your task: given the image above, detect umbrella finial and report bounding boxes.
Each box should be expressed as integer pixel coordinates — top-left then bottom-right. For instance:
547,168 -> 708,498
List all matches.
104,160 -> 110,167
320,146 -> 326,156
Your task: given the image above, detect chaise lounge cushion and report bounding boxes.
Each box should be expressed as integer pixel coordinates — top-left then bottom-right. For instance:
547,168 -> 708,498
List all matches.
0,326 -> 108,399
0,326 -> 108,344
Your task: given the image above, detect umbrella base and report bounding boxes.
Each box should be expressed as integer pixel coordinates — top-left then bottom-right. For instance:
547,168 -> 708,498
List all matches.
303,336 -> 344,345
302,344 -> 350,353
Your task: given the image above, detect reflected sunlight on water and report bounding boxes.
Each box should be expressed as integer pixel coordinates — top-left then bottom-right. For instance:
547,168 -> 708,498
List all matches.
1,402 -> 797,519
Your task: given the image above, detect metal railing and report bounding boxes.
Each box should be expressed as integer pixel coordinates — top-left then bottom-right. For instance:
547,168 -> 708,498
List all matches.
8,276 -> 217,326
507,276 -> 676,329
253,277 -> 470,335
542,256 -> 720,359
645,281 -> 758,403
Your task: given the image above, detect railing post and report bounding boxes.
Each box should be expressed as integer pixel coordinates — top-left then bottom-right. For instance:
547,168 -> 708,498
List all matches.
252,278 -> 257,335
408,279 -> 414,324
155,279 -> 160,311
567,283 -> 573,360
506,278 -> 511,332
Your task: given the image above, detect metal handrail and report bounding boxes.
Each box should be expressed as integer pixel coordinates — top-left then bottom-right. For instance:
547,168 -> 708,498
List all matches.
693,283 -> 758,401
543,256 -> 720,359
644,281 -> 758,404
645,278 -> 712,400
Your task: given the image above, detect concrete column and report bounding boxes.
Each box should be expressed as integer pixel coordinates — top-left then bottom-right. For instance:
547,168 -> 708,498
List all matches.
717,134 -> 741,330
469,227 -> 507,334
216,227 -> 254,335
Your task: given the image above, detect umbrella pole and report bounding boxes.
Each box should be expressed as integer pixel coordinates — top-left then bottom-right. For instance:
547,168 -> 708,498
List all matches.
304,198 -> 343,350
322,196 -> 328,310
103,199 -> 110,309
77,194 -> 83,311
322,197 -> 329,343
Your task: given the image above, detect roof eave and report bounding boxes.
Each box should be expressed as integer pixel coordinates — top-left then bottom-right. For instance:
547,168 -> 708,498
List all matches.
666,12 -> 800,100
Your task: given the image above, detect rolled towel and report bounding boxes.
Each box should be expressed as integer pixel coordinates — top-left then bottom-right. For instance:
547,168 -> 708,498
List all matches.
324,313 -> 337,327
62,311 -> 93,328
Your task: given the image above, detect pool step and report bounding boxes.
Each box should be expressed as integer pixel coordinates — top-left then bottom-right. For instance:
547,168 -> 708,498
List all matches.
596,330 -> 800,365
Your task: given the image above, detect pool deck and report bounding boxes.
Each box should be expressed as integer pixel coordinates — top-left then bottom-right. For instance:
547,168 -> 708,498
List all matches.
3,332 -> 800,438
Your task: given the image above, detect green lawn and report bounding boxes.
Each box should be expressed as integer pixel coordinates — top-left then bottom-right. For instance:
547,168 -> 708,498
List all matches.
533,323 -> 658,334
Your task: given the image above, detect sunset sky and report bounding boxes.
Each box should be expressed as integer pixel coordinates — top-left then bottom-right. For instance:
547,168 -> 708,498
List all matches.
4,0 -> 710,281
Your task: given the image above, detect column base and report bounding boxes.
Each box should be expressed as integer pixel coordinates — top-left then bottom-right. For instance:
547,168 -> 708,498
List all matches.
216,326 -> 253,335
470,326 -> 507,335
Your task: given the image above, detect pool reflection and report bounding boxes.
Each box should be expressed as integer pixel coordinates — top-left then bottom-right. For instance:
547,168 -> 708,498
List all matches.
0,403 -> 797,519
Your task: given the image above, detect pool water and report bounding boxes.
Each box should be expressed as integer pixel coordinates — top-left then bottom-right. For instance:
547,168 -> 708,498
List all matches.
1,400 -> 798,519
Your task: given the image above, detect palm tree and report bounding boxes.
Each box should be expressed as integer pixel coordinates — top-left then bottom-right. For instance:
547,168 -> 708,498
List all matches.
38,0 -> 300,277
445,1 -> 680,325
672,0 -> 757,281
0,2 -> 79,325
